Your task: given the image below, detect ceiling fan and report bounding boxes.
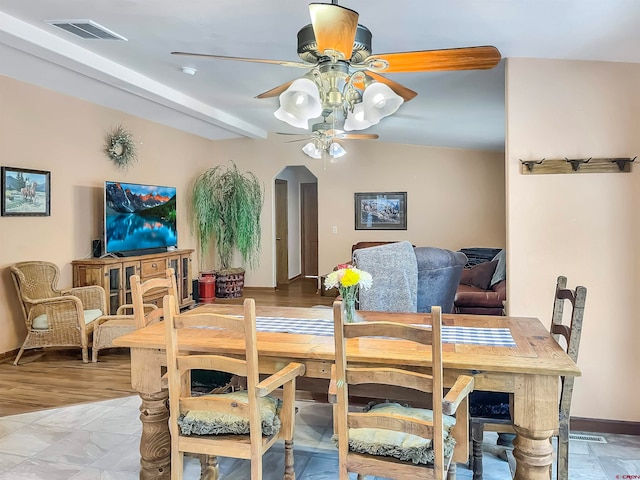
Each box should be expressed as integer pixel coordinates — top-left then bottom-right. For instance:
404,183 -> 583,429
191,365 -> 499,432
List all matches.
172,1 -> 501,131
279,120 -> 379,161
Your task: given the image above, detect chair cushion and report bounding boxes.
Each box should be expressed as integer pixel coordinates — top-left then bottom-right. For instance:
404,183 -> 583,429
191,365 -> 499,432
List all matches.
178,391 -> 281,436
338,403 -> 457,465
32,308 -> 103,330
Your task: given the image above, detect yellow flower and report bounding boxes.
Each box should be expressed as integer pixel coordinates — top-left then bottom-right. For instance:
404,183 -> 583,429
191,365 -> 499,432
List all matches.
340,269 -> 360,287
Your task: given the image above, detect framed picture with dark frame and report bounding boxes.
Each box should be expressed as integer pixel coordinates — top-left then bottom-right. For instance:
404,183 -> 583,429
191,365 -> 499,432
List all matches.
1,166 -> 51,217
354,191 -> 407,230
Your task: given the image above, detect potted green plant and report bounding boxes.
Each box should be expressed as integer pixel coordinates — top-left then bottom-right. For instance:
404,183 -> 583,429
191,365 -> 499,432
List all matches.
191,161 -> 264,298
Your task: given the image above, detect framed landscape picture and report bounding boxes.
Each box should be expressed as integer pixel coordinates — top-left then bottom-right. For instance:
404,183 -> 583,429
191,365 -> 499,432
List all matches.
1,166 -> 51,216
354,191 -> 407,230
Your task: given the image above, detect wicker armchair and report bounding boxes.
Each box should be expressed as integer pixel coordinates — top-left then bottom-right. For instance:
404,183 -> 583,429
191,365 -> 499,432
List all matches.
10,261 -> 107,365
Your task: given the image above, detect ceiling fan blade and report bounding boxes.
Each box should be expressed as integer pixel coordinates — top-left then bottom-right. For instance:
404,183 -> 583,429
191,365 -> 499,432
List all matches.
336,133 -> 379,140
256,80 -> 296,99
171,52 -> 310,69
362,46 -> 501,73
285,137 -> 314,144
363,72 -> 418,102
309,3 -> 359,60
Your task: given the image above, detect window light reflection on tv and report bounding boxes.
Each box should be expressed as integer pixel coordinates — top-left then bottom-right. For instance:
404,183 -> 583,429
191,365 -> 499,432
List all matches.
104,181 -> 177,256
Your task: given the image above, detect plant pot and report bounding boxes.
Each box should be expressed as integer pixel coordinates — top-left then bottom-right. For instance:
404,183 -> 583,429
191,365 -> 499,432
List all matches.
215,267 -> 245,298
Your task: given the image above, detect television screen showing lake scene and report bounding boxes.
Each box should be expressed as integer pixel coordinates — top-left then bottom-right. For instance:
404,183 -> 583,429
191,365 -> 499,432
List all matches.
104,181 -> 177,254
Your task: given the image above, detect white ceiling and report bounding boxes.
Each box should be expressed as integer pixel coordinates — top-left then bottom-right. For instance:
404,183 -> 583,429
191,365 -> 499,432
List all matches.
2,1 -> 640,152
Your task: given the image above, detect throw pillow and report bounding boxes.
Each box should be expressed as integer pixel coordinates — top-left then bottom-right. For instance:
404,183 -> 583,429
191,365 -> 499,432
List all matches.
460,260 -> 498,290
490,249 -> 506,287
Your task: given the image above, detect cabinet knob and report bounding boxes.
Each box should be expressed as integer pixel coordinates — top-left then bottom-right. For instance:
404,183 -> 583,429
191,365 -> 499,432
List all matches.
152,263 -> 157,268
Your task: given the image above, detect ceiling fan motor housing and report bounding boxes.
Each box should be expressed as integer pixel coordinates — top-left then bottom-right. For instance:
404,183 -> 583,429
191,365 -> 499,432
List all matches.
297,23 -> 372,63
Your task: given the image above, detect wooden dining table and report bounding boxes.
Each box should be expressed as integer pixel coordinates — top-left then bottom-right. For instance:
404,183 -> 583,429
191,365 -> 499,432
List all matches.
113,303 -> 581,480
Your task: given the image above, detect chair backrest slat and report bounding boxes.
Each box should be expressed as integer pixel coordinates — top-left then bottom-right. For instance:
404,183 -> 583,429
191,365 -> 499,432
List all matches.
344,321 -> 433,344
346,367 -> 434,393
175,312 -> 246,332
176,354 -> 248,377
131,268 -> 179,329
347,411 -> 435,438
179,396 -> 251,417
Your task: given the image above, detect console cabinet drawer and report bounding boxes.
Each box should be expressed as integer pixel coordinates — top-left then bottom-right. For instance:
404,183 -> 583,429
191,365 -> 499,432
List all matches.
141,259 -> 168,278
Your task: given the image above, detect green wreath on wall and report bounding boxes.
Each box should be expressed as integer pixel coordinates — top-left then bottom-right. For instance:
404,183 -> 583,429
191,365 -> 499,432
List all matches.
104,125 -> 138,169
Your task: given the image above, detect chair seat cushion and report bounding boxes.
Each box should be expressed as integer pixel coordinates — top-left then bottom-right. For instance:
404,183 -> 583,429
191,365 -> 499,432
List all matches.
340,403 -> 457,465
178,391 -> 281,436
32,308 -> 103,330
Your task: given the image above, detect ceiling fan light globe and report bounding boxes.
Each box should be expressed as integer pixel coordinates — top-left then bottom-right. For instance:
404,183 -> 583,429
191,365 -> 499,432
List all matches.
302,142 -> 322,159
362,82 -> 403,123
277,78 -> 322,123
274,107 -> 309,129
329,142 -> 347,158
344,103 -> 374,131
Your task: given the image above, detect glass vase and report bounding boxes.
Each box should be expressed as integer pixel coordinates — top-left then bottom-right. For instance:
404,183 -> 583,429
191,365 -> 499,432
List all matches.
342,297 -> 358,323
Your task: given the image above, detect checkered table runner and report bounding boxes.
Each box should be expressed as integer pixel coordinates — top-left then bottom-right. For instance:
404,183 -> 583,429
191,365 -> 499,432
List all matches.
254,317 -> 516,347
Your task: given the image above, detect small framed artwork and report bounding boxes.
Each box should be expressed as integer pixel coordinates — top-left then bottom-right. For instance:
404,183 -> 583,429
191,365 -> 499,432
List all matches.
354,191 -> 407,230
1,166 -> 51,217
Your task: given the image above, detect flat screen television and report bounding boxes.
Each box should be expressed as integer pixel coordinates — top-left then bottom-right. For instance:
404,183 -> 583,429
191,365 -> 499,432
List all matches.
104,181 -> 177,256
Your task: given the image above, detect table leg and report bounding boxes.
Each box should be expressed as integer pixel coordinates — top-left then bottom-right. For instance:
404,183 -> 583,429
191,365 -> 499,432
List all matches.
512,425 -> 555,480
511,375 -> 558,480
139,391 -> 171,480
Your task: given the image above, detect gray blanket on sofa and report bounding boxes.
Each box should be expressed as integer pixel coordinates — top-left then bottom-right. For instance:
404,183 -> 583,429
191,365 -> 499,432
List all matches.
352,241 -> 418,312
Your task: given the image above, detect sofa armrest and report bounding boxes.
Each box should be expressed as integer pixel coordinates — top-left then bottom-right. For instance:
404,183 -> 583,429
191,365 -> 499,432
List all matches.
492,279 -> 507,297
455,284 -> 505,308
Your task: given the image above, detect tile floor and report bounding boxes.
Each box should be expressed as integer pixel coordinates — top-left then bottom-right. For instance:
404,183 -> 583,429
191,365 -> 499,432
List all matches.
0,395 -> 637,479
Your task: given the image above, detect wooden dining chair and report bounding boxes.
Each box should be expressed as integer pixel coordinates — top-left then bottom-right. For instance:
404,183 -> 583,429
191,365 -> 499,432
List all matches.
92,268 -> 178,362
329,301 -> 474,480
164,296 -> 306,480
469,275 -> 587,480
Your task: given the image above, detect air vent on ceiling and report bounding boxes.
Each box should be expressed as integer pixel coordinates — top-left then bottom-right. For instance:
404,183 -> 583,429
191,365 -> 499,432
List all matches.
44,19 -> 127,41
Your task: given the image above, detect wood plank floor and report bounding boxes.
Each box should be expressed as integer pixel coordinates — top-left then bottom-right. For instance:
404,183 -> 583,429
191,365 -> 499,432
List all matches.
0,277 -> 336,417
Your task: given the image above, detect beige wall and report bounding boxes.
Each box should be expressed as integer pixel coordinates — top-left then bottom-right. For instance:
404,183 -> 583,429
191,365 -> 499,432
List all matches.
0,74 -> 213,353
506,58 -> 640,422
